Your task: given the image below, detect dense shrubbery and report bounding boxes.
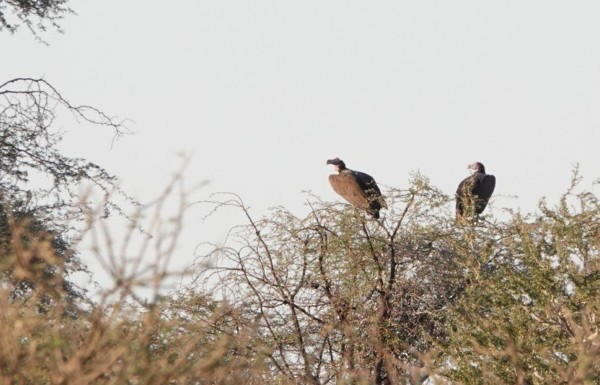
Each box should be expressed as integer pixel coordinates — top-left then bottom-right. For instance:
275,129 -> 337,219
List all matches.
2,165 -> 598,384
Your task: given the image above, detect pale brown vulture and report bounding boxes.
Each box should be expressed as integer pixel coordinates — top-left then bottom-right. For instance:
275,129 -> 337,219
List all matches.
326,158 -> 386,219
456,162 -> 496,219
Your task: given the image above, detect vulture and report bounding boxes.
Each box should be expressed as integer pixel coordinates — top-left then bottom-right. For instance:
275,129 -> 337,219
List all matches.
456,162 -> 496,219
326,158 -> 387,219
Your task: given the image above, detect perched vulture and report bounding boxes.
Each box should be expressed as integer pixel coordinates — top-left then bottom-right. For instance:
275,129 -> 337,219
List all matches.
326,158 -> 387,219
456,162 -> 496,219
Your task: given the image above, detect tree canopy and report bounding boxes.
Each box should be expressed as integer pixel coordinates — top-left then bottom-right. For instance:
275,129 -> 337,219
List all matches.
0,0 -> 73,36
0,76 -> 135,317
182,171 -> 600,384
1,156 -> 599,383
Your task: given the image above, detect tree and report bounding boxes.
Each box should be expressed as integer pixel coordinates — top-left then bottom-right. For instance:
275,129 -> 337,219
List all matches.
0,0 -> 73,37
191,175 -> 464,384
0,77 -> 131,218
190,170 -> 600,384
0,199 -> 86,316
0,77 -> 134,311
437,169 -> 600,384
1,170 -> 271,385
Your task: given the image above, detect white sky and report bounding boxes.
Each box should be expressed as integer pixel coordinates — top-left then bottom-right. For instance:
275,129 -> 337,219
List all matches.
2,1 -> 600,290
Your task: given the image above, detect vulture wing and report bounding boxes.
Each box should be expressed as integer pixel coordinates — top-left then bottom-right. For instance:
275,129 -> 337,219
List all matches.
354,171 -> 387,209
455,175 -> 473,215
473,174 -> 496,213
329,173 -> 370,209
353,171 -> 380,193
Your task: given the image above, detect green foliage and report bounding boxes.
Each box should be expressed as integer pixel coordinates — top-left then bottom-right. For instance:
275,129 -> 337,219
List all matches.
438,170 -> 600,384
0,201 -> 86,314
192,172 -> 600,384
191,176 -> 462,384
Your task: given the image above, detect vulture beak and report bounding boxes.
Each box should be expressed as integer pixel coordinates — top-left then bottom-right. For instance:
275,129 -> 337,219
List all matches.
325,158 -> 342,172
467,163 -> 477,175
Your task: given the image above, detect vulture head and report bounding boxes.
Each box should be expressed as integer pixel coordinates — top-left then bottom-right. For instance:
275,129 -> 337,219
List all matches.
326,157 -> 346,172
468,162 -> 486,175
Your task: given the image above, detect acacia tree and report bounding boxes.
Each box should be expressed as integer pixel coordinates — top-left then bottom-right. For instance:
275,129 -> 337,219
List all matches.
190,171 -> 600,384
0,77 -> 134,309
0,77 -> 130,213
437,170 -> 600,384
1,0 -> 131,307
191,175 -> 467,384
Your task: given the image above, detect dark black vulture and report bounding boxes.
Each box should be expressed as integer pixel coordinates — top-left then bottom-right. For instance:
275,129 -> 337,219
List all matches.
326,158 -> 387,219
456,162 -> 496,219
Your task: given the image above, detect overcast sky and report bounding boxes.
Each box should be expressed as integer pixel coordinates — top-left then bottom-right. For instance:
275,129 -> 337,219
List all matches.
2,1 -> 599,288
